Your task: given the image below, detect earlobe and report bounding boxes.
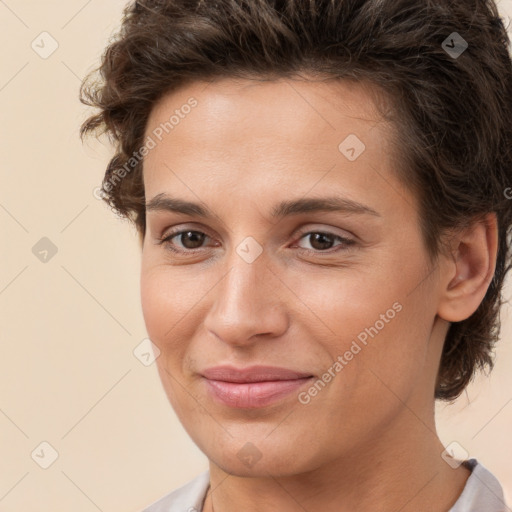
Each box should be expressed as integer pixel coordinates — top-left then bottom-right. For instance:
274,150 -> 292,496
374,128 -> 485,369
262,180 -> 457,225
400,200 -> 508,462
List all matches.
437,212 -> 498,323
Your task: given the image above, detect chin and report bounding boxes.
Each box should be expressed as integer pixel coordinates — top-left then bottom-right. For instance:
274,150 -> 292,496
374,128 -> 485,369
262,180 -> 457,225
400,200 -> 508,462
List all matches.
213,455 -> 302,478
201,436 -> 313,478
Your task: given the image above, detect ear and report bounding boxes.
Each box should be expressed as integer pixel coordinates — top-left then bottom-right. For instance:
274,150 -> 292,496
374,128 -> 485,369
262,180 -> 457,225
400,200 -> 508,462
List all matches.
437,212 -> 498,323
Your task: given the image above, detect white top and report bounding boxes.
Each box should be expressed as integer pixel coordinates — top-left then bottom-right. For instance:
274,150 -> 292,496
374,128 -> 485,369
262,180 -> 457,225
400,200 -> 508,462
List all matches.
142,459 -> 507,512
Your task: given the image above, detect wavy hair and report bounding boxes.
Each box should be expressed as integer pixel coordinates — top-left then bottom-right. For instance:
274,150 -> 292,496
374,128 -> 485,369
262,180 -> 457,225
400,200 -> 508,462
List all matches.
80,0 -> 512,401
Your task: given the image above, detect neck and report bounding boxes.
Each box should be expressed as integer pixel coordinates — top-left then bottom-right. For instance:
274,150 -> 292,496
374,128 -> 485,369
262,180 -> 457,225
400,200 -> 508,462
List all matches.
202,409 -> 471,512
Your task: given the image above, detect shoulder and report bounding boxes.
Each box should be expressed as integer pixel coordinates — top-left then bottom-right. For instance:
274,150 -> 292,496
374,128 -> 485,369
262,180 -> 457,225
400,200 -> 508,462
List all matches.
141,470 -> 210,512
450,459 -> 508,512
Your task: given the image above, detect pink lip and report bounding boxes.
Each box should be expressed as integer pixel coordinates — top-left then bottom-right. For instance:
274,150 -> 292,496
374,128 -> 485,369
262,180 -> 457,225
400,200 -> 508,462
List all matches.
201,365 -> 314,408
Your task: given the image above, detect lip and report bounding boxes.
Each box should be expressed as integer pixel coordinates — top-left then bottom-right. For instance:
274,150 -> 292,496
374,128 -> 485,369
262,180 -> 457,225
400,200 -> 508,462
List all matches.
201,365 -> 314,408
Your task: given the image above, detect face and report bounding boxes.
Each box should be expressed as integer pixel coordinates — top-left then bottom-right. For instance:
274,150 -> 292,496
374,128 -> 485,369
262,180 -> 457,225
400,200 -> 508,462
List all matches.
140,77 -> 445,476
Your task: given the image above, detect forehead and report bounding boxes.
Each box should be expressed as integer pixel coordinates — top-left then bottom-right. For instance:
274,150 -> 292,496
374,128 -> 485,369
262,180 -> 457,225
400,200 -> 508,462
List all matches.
140,77 -> 413,223
145,76 -> 389,142
143,77 -> 394,176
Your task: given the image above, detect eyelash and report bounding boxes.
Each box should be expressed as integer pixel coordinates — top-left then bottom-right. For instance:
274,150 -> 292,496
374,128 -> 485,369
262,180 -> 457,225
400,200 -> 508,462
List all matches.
156,227 -> 355,255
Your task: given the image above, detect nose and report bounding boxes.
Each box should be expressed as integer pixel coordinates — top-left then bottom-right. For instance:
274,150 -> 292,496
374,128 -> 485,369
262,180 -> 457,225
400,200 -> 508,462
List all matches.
203,255 -> 289,348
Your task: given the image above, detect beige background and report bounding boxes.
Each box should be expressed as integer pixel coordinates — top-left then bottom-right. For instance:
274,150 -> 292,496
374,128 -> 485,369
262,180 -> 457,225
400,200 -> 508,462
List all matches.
1,1 -> 511,510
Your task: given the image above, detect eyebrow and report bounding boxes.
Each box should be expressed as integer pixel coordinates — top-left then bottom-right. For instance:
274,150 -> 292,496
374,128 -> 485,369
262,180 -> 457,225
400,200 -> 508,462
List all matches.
145,193 -> 380,218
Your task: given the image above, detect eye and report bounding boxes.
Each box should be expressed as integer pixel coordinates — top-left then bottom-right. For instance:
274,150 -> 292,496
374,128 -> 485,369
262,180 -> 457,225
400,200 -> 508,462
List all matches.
156,227 -> 355,255
157,229 -> 213,252
294,230 -> 355,253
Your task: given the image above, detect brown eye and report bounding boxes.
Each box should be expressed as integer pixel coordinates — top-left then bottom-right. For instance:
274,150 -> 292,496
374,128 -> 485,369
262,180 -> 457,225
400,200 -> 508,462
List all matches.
161,230 -> 209,251
305,233 -> 336,251
296,231 -> 355,253
176,231 -> 206,249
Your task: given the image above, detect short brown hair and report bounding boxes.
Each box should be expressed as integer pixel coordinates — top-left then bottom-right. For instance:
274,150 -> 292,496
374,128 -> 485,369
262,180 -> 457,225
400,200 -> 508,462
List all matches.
79,0 -> 512,401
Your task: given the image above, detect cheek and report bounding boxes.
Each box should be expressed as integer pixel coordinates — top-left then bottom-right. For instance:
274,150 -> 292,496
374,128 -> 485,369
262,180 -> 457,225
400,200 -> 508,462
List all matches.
139,263 -> 210,362
139,265 -> 189,358
334,297 -> 432,414
140,269 -> 191,406
140,267 -> 214,438
296,265 -> 430,398
288,265 -> 400,346
140,259 -> 189,335
140,269 -> 167,341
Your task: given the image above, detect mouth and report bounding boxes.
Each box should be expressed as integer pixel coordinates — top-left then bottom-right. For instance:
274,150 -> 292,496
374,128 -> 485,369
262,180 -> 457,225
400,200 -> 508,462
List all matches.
201,365 -> 315,408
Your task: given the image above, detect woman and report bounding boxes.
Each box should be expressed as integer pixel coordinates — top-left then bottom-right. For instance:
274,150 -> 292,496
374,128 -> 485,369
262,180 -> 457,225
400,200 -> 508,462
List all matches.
80,0 -> 512,510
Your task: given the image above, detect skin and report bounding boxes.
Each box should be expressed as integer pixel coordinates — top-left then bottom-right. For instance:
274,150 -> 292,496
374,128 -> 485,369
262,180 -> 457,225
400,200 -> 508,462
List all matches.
139,77 -> 497,512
